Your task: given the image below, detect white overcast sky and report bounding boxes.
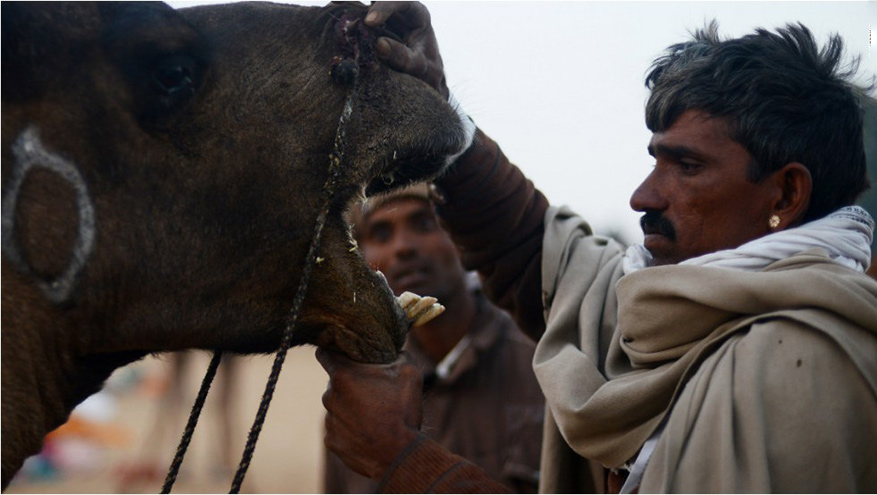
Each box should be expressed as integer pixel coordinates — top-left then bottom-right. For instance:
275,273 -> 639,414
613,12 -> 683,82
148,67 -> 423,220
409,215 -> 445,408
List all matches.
170,1 -> 875,244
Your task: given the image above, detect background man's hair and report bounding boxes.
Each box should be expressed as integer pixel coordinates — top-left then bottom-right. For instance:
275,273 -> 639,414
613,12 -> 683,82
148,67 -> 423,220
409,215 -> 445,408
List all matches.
347,183 -> 432,240
645,21 -> 873,222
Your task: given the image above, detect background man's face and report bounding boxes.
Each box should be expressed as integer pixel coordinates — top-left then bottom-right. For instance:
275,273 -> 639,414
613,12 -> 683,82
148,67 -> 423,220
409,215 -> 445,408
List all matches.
359,198 -> 467,302
629,110 -> 780,265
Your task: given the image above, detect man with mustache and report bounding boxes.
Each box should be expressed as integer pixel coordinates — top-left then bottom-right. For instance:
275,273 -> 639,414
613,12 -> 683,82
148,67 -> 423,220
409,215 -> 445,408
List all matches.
319,3 -> 877,492
323,184 -> 544,493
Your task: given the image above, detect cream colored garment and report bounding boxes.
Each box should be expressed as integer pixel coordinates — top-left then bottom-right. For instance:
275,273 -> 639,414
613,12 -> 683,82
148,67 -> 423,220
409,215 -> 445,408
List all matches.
535,206 -> 627,493
535,206 -> 877,492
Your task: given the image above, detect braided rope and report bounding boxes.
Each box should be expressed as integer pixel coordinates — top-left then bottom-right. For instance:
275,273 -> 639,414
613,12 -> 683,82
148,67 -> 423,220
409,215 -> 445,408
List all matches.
228,83 -> 358,494
161,350 -> 223,494
160,75 -> 358,494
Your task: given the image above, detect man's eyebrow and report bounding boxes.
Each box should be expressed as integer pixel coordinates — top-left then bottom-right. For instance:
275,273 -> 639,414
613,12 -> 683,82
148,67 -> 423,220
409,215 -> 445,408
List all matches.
647,143 -> 708,161
365,218 -> 392,233
410,205 -> 434,217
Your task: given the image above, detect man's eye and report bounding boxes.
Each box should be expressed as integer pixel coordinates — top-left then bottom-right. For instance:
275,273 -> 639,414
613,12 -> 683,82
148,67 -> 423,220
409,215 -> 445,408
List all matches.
413,216 -> 437,233
679,161 -> 703,174
368,225 -> 392,243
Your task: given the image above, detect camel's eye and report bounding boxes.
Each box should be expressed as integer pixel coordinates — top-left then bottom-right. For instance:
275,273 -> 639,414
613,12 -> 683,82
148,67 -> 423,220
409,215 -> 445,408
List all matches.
134,53 -> 204,127
152,60 -> 195,98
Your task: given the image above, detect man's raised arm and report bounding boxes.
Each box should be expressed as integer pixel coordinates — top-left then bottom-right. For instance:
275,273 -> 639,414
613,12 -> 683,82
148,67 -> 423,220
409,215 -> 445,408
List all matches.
366,2 -> 550,341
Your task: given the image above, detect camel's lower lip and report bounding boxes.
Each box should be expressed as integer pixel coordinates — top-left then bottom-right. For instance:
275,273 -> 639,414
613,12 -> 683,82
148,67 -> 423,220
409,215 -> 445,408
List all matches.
373,269 -> 396,298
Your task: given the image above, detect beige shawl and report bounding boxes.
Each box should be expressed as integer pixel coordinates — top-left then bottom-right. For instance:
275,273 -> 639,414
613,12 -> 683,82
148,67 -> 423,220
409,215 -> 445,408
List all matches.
534,206 -> 877,492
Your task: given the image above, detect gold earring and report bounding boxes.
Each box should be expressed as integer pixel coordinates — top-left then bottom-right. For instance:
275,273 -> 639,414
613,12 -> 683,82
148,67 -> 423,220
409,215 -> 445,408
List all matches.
769,215 -> 780,229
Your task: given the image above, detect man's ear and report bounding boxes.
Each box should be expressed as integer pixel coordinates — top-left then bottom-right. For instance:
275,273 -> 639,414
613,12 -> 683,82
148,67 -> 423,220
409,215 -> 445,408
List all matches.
771,162 -> 812,229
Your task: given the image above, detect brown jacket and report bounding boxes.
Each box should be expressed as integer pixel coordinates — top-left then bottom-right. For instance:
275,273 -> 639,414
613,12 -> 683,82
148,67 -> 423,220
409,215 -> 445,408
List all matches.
324,289 -> 545,493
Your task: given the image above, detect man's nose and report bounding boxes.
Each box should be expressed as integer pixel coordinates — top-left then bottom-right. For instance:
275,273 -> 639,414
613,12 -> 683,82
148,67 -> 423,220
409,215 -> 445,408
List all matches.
391,230 -> 418,258
629,169 -> 667,213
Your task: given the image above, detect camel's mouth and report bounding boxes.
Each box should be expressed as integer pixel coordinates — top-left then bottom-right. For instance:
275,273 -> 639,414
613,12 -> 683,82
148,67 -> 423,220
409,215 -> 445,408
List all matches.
306,196 -> 448,364
316,9 -> 474,361
304,265 -> 446,364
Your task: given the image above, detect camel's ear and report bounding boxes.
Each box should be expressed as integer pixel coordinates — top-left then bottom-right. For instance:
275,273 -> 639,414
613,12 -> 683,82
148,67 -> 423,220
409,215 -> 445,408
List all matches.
769,162 -> 812,230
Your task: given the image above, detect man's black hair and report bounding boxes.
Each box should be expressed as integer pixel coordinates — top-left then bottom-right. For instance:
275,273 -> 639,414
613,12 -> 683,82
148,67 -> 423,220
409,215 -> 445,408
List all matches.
645,21 -> 873,222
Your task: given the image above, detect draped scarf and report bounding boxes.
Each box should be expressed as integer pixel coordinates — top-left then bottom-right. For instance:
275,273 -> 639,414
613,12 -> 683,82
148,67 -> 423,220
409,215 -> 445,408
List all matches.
534,205 -> 876,470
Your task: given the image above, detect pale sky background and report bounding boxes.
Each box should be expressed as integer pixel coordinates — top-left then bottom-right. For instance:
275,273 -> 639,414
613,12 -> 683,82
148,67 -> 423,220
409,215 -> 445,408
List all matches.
171,1 -> 876,244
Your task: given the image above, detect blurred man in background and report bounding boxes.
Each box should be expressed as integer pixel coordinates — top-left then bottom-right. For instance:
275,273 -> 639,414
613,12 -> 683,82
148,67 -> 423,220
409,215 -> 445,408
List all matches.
322,184 -> 545,493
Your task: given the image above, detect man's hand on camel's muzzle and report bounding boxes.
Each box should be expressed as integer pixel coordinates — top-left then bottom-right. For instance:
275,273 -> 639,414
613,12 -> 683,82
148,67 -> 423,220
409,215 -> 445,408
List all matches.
365,2 -> 449,100
317,348 -> 424,480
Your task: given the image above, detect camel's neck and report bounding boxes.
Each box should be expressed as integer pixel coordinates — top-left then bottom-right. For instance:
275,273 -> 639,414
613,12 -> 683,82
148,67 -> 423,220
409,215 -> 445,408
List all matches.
1,298 -> 73,487
0,267 -> 144,488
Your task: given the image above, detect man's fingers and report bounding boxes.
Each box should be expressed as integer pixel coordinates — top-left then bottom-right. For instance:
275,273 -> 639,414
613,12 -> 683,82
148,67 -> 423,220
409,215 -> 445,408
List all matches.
366,2 -> 429,30
375,37 -> 430,77
319,347 -> 415,382
365,2 -> 408,28
364,2 -> 445,97
315,347 -> 350,376
315,347 -> 334,374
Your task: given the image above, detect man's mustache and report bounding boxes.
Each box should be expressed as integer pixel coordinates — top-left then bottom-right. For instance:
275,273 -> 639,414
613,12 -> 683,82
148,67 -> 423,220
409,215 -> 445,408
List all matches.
640,211 -> 676,240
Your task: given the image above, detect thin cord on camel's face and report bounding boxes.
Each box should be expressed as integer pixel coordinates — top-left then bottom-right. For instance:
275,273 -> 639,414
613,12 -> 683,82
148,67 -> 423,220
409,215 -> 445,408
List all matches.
161,40 -> 362,494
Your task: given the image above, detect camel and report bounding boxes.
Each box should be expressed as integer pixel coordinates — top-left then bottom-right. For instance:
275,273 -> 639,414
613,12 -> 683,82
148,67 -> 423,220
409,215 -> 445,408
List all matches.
1,1 -> 474,487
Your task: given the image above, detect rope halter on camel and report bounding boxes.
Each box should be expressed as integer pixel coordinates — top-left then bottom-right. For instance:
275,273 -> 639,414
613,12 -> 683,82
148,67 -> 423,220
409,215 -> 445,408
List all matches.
161,13 -> 363,494
159,11 -> 447,492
